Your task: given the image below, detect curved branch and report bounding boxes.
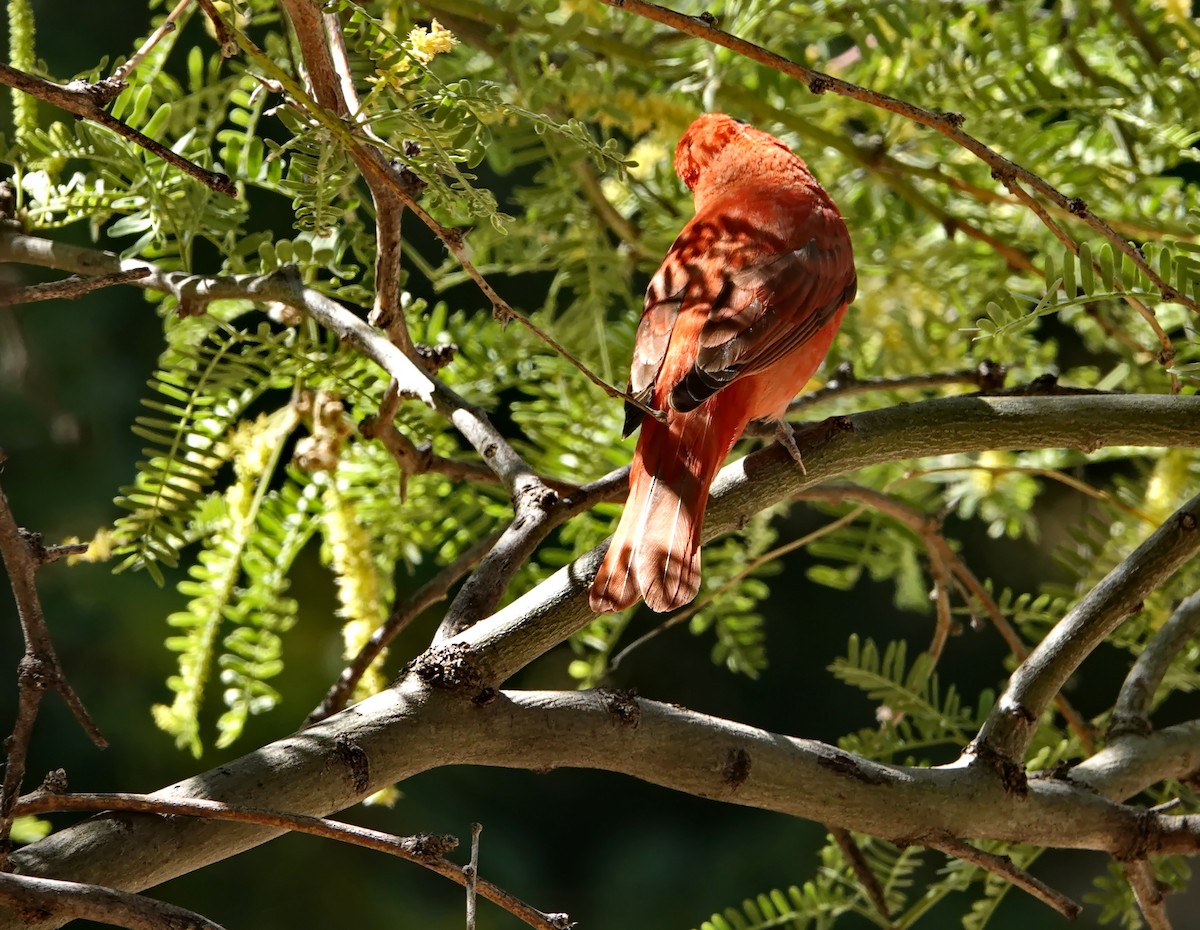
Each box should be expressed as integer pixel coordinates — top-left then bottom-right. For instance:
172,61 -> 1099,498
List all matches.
971,491 -> 1200,768
0,872 -> 226,930
1111,591 -> 1200,736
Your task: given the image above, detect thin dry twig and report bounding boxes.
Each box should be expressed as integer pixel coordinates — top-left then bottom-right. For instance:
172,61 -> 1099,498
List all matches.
16,793 -> 565,930
0,470 -> 106,866
799,482 -> 1095,750
361,416 -> 579,498
828,826 -> 893,926
0,872 -> 227,930
596,0 -> 1199,326
1122,859 -> 1173,930
924,834 -> 1082,919
466,822 -> 482,930
780,361 -> 1008,418
240,13 -> 663,423
111,0 -> 193,83
194,0 -> 238,57
0,268 -> 151,308
608,505 -> 868,673
1006,179 -> 1174,372
0,64 -> 235,197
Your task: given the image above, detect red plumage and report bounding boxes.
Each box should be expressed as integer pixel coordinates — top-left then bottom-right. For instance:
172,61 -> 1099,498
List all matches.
589,113 -> 857,614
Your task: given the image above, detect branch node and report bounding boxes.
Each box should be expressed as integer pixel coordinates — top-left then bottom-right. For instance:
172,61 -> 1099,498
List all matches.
410,832 -> 459,862
598,689 -> 641,728
807,74 -> 832,95
411,642 -> 489,695
975,359 -> 1008,391
415,342 -> 457,374
720,747 -> 752,788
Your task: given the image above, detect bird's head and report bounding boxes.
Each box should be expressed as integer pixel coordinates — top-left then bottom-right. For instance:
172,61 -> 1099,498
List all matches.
674,113 -> 800,191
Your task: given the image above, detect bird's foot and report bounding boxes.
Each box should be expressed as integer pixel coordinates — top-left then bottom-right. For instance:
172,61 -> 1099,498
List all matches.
774,421 -> 807,474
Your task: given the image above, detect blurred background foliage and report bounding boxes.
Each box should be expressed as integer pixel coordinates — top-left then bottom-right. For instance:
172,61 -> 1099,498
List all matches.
1,0 -> 1200,927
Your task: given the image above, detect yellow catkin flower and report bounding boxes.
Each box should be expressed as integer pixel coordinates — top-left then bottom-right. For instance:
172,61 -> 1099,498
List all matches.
321,477 -> 389,704
408,18 -> 458,63
1143,449 -> 1191,523
1158,0 -> 1190,24
67,528 -> 112,564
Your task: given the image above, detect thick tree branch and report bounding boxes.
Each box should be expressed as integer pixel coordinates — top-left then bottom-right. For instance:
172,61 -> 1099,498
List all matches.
456,394 -> 1200,686
8,689 -> 1200,930
0,470 -> 105,866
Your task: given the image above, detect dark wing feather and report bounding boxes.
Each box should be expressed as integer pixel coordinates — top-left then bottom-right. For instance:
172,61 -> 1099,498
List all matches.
622,250 -> 690,436
669,230 -> 856,413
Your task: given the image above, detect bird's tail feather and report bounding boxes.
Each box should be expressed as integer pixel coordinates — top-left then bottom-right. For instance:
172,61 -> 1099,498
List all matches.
589,408 -> 731,613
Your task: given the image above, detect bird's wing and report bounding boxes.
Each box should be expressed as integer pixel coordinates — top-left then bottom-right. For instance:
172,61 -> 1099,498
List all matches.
669,211 -> 856,413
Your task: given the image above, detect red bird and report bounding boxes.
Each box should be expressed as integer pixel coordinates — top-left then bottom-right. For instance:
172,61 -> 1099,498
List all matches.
589,113 -> 856,614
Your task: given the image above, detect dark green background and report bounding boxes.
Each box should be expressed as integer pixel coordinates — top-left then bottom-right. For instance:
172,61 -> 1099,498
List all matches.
2,2 -> 1195,927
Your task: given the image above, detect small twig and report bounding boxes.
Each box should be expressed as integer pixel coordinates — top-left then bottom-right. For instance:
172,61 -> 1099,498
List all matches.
972,491 -> 1200,766
361,417 -> 579,498
0,872 -> 227,930
305,528 -> 505,725
194,0 -> 238,58
366,192 -> 417,356
799,482 -> 1095,751
1110,591 -> 1200,736
16,793 -> 564,930
573,159 -> 657,261
608,505 -> 867,673
0,475 -> 106,865
0,268 -> 151,308
0,63 -> 235,197
1121,859 -> 1173,930
924,834 -> 1081,920
1007,179 -> 1174,374
828,826 -> 893,926
435,464 -> 631,640
907,463 -> 1156,525
779,361 -> 1007,419
111,0 -> 192,83
466,822 -> 482,930
596,0 -> 1199,321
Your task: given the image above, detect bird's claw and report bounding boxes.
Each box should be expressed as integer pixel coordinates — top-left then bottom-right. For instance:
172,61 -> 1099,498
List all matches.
774,421 -> 807,474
